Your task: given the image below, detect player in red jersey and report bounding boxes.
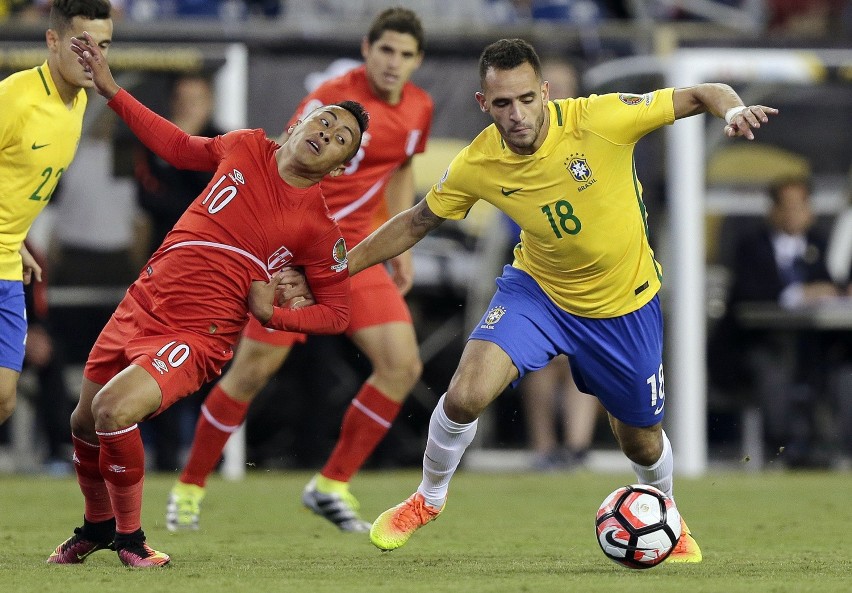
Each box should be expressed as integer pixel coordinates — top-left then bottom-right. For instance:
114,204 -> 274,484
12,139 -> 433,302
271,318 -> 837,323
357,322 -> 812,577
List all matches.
46,32 -> 368,569
167,7 -> 433,533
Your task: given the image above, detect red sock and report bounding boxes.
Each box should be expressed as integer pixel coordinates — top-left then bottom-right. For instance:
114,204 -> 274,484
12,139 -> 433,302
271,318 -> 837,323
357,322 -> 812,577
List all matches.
320,384 -> 402,482
179,384 -> 249,487
97,425 -> 145,535
72,435 -> 114,523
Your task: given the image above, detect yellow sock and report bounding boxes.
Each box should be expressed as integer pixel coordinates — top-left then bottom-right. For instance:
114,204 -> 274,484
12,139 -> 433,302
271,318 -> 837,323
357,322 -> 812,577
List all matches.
315,474 -> 349,495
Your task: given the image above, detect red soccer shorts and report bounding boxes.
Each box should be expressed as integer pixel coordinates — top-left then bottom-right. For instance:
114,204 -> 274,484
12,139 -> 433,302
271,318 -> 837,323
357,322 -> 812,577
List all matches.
242,263 -> 413,347
84,293 -> 234,416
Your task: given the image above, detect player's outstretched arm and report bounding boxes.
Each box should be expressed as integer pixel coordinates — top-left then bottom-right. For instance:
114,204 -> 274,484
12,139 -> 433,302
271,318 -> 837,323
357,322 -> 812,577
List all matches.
348,199 -> 445,276
71,37 -> 218,172
70,31 -> 120,99
672,83 -> 778,141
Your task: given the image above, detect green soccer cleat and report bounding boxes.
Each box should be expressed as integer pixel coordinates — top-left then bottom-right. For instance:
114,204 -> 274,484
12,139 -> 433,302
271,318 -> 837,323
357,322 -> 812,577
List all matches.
166,482 -> 205,532
667,517 -> 703,563
301,475 -> 371,532
369,492 -> 442,551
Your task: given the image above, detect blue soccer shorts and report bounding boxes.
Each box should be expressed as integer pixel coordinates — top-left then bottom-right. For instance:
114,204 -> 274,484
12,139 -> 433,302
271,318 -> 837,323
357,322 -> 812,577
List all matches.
0,280 -> 27,372
469,266 -> 666,427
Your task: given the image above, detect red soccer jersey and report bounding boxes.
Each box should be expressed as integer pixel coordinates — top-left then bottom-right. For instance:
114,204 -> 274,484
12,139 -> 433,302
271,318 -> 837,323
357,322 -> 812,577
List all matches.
287,65 -> 433,244
108,90 -> 350,345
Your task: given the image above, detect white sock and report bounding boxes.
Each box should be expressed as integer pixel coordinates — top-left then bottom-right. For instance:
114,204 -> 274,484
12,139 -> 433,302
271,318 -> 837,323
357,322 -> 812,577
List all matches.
631,429 -> 674,500
417,394 -> 478,509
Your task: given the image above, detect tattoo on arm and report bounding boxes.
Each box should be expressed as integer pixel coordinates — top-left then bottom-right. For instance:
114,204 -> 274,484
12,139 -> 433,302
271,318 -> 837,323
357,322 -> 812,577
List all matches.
411,201 -> 444,238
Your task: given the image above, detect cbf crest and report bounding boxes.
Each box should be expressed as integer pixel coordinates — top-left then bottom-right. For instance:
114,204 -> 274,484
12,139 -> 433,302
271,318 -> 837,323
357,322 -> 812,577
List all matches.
480,305 -> 507,330
565,153 -> 592,182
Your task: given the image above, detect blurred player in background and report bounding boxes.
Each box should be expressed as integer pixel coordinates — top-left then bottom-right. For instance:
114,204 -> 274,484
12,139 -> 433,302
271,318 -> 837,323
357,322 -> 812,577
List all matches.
350,38 -> 778,560
136,73 -> 224,254
0,0 -> 113,425
167,6 -> 433,534
47,32 -> 367,568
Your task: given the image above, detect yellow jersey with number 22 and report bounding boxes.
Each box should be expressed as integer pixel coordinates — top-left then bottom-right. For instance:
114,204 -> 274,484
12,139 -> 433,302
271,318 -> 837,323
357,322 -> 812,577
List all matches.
0,62 -> 87,280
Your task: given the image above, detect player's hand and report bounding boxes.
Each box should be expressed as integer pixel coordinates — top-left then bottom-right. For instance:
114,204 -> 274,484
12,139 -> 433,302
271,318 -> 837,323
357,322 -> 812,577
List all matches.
723,105 -> 779,140
388,251 -> 414,295
248,272 -> 287,325
275,267 -> 315,309
70,32 -> 120,99
20,245 -> 42,285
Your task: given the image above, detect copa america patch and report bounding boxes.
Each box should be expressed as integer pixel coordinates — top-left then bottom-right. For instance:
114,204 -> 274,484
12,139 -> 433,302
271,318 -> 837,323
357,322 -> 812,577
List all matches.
480,305 -> 507,330
619,93 -> 647,105
330,237 -> 348,272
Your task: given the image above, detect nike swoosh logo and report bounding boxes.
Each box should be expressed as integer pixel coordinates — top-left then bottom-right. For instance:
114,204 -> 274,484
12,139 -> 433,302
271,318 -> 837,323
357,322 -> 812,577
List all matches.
501,187 -> 521,196
31,142 -> 50,150
603,528 -> 655,552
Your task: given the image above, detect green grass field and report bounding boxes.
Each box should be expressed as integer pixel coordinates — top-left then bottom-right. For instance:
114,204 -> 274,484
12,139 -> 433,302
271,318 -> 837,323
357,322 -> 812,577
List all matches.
0,469 -> 849,593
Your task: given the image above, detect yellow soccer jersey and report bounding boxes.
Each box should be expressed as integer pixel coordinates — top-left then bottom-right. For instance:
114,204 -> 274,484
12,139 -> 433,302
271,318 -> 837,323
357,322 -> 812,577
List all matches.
425,88 -> 675,318
0,62 -> 87,280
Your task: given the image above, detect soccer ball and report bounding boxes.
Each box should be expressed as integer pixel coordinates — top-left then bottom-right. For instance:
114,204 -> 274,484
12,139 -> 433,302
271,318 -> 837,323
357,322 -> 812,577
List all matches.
594,484 -> 681,569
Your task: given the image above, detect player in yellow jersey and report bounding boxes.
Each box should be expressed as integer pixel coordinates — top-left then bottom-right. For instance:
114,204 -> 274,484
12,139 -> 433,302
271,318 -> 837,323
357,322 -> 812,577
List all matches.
349,39 -> 778,560
0,0 -> 113,425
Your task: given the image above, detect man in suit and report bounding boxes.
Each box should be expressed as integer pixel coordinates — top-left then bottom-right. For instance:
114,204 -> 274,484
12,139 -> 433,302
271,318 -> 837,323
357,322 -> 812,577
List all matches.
711,176 -> 848,467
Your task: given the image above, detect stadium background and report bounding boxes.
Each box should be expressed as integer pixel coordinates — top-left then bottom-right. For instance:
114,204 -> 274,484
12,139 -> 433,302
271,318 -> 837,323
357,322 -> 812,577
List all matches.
1,1 -> 850,475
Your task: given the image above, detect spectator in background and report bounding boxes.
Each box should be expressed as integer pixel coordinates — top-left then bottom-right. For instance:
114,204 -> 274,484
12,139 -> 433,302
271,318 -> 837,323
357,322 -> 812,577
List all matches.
709,176 -> 851,467
133,73 -> 222,472
126,0 -> 278,21
135,74 -> 222,255
767,0 -> 847,35
8,0 -> 126,21
519,56 -> 602,471
51,107 -> 142,289
0,0 -> 38,21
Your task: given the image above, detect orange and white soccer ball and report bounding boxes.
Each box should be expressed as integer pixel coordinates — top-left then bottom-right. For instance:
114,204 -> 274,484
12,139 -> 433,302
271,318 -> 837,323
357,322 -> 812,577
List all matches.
595,484 -> 681,569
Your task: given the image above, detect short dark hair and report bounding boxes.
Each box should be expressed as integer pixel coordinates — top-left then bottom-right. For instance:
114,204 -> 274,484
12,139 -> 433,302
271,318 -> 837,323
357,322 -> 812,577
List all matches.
479,38 -> 542,86
367,7 -> 425,53
50,0 -> 112,34
335,100 -> 370,160
769,176 -> 811,206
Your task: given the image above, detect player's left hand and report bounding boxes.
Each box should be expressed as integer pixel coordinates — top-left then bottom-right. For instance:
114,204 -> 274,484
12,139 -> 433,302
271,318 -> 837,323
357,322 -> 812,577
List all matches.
70,31 -> 121,99
724,105 -> 779,140
389,251 -> 414,295
248,272 -> 287,324
20,245 -> 42,285
275,267 -> 315,309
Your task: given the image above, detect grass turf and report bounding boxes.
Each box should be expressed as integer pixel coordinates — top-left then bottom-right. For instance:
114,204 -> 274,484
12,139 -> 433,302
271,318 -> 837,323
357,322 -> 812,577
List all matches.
0,469 -> 849,592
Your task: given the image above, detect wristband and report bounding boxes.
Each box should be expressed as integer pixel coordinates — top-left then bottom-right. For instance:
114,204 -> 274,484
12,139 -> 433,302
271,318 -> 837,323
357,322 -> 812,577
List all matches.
724,106 -> 746,125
